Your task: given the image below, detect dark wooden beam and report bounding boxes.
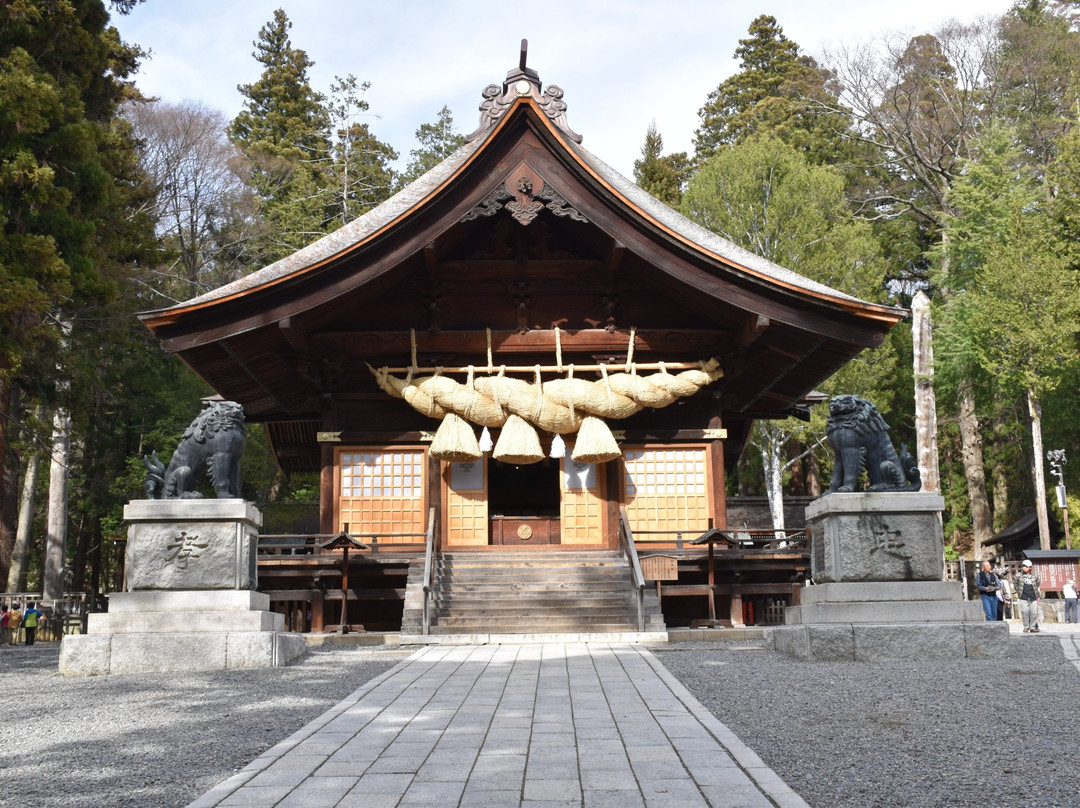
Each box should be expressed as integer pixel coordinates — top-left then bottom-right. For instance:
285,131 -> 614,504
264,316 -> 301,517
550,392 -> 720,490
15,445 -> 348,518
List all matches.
309,328 -> 732,359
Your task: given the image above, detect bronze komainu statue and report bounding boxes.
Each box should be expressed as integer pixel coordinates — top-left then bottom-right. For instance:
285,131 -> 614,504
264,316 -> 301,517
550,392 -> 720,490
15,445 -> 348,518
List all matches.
826,394 -> 920,493
144,401 -> 246,499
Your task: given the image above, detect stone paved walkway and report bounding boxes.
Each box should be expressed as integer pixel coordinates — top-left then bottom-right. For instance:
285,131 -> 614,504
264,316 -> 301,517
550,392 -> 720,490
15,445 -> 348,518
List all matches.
188,643 -> 809,808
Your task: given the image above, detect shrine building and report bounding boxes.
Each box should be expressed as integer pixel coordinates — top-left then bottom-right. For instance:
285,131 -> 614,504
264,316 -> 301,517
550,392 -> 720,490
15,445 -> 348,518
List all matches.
139,50 -> 905,636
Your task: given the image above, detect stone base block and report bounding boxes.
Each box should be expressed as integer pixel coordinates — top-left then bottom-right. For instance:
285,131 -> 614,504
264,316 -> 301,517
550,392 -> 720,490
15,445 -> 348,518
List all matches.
59,631 -> 306,676
88,609 -> 284,634
765,621 -> 1009,661
107,590 -> 271,612
801,581 -> 965,604
786,600 -> 983,624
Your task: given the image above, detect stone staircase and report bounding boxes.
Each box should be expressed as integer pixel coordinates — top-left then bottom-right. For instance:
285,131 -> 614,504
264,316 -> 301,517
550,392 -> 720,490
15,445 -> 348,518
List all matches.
401,550 -> 665,638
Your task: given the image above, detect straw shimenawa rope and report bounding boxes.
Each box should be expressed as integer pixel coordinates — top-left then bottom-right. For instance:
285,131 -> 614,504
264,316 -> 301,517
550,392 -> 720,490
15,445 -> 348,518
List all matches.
368,358 -> 722,434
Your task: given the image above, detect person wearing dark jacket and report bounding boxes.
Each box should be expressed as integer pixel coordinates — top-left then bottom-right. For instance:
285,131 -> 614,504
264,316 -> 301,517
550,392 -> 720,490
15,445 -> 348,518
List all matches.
975,561 -> 999,622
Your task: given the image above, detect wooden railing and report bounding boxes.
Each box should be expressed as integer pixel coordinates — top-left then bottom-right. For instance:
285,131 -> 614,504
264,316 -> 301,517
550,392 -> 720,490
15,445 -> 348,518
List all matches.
422,507 -> 437,635
1,593 -> 89,641
258,533 -> 427,555
630,527 -> 808,551
617,506 -> 647,632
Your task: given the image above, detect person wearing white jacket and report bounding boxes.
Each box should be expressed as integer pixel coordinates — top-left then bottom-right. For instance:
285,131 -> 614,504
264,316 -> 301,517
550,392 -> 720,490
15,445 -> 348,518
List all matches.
1063,579 -> 1078,624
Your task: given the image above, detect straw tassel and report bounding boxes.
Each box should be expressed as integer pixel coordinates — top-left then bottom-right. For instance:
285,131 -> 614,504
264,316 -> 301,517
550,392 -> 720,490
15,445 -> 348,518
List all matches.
571,416 -> 621,463
479,426 -> 493,453
493,414 -> 544,465
429,412 -> 482,463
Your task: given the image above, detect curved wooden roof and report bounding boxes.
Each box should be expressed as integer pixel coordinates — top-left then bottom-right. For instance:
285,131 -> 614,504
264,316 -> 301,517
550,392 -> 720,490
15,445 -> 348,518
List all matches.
139,61 -> 905,471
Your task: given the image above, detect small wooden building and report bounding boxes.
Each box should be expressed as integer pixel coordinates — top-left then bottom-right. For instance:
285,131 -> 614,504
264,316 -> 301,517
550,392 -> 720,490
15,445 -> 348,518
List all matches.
140,53 -> 904,632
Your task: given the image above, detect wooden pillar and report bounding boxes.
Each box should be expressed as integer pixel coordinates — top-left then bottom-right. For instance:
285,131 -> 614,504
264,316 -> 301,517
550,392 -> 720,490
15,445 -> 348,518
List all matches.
707,541 -> 716,622
311,589 -> 325,633
320,443 -> 335,535
707,417 -> 727,530
604,460 -> 622,550
427,450 -> 441,549
729,594 -> 745,627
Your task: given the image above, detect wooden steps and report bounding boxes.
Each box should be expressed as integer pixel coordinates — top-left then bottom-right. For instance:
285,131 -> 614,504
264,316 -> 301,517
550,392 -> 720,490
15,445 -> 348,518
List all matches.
401,550 -> 665,636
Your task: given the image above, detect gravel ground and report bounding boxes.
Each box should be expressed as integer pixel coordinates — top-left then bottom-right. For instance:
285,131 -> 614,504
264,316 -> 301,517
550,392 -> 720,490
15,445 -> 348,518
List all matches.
0,643 -> 410,808
655,637 -> 1080,808
1,637 -> 1077,808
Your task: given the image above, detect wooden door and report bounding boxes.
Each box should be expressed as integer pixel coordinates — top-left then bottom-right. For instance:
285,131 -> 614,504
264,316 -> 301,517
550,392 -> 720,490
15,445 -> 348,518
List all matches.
445,460 -> 489,547
560,459 -> 604,545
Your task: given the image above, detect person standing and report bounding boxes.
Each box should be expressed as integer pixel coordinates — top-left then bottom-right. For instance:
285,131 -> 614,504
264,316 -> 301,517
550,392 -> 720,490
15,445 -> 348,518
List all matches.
1063,579 -> 1078,624
996,568 -> 1013,621
6,606 -> 21,646
21,603 -> 42,646
976,561 -> 999,622
1015,559 -> 1042,633
0,605 -> 10,646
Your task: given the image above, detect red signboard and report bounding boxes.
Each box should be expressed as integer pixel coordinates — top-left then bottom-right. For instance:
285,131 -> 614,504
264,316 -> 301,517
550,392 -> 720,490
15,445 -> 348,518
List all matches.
1033,559 -> 1080,592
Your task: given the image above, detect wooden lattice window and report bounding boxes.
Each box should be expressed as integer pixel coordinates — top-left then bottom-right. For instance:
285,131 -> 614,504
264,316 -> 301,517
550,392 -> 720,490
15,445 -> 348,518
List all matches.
623,447 -> 711,536
337,449 -> 426,542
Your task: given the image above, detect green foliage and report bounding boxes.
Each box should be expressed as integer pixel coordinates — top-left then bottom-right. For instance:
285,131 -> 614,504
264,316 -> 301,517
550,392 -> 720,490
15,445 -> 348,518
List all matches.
995,1 -> 1080,166
682,135 -> 887,300
633,122 -> 689,206
228,9 -> 330,258
400,106 -> 463,186
0,0 -> 146,384
937,125 -> 1080,400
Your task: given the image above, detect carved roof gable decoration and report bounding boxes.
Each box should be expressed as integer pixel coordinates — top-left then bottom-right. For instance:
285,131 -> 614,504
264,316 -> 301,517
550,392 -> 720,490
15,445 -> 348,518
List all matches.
466,39 -> 582,144
461,161 -> 588,226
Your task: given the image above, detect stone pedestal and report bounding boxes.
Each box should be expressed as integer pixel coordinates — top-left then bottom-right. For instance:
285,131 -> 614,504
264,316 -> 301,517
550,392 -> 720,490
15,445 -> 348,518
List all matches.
808,491 -> 945,582
123,499 -> 260,591
59,500 -> 305,675
766,492 -> 1008,660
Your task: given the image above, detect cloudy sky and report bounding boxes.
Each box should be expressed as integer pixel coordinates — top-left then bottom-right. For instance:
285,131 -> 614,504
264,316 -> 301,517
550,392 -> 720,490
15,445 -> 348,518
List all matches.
111,0 -> 1016,177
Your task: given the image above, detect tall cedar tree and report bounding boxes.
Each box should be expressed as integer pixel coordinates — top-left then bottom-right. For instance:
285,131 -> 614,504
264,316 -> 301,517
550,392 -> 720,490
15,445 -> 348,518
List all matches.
995,0 -> 1080,168
693,15 -> 852,166
400,106 -> 464,186
229,8 -> 330,260
0,0 -> 157,586
633,122 -> 689,206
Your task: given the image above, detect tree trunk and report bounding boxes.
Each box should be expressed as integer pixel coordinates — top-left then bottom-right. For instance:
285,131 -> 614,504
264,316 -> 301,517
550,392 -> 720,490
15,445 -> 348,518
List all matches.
42,406 -> 71,602
957,380 -> 993,546
6,449 -> 39,593
805,452 -> 823,498
70,513 -> 90,593
755,423 -> 787,536
911,291 -> 941,493
1028,390 -> 1051,550
0,382 -> 16,584
990,412 -> 1010,533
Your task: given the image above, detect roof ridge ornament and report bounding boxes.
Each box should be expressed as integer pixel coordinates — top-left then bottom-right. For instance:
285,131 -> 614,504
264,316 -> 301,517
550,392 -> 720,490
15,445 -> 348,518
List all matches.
465,39 -> 583,144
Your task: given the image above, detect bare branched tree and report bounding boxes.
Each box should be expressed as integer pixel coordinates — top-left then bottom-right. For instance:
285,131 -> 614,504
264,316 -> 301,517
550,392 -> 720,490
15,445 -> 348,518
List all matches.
126,100 -> 260,302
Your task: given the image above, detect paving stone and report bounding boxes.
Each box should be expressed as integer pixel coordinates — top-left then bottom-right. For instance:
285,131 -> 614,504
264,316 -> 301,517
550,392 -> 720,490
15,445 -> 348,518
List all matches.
185,643 -> 802,808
